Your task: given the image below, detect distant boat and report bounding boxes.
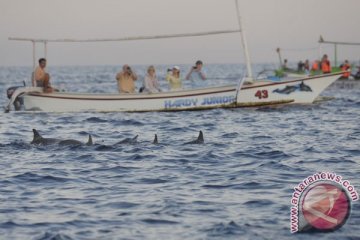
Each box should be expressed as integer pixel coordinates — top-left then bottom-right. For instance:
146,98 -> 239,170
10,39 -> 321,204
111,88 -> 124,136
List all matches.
4,0 -> 342,113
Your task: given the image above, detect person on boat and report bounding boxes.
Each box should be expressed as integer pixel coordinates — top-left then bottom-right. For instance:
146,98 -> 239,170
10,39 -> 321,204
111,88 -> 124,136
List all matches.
311,60 -> 320,72
140,65 -> 161,93
353,66 -> 360,80
116,64 -> 138,94
33,58 -> 53,93
185,60 -> 206,88
304,59 -> 310,74
166,66 -> 182,91
282,59 -> 289,70
297,61 -> 305,72
321,54 -> 332,74
340,60 -> 351,79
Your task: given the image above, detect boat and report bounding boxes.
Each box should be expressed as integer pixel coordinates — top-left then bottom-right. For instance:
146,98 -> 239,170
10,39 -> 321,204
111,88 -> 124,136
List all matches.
5,72 -> 341,112
4,0 -> 343,113
329,78 -> 360,89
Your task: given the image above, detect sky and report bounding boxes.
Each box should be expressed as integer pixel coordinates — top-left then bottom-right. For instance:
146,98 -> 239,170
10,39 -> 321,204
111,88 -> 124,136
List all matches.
0,0 -> 359,66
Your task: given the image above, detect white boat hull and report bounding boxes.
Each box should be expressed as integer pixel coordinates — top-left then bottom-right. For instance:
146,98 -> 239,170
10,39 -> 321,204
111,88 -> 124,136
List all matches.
20,73 -> 341,112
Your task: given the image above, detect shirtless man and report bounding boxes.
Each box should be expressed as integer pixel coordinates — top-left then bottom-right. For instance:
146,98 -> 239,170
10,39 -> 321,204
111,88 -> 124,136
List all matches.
116,64 -> 138,93
33,58 -> 53,93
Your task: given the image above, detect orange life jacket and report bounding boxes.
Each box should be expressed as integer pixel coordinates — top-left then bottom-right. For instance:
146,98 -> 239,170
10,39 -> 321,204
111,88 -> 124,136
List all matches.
321,60 -> 331,73
311,62 -> 319,71
341,64 -> 351,78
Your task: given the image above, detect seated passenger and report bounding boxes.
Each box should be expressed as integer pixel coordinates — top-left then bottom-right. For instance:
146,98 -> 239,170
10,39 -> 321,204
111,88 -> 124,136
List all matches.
340,60 -> 351,79
166,66 -> 182,91
185,60 -> 206,88
116,64 -> 138,93
353,66 -> 360,80
33,58 -> 53,93
141,65 -> 161,93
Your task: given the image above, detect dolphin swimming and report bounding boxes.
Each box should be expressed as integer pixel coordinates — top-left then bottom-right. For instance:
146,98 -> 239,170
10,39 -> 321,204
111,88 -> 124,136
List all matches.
31,129 -> 93,146
115,135 -> 138,145
31,129 -> 60,145
153,134 -> 158,144
59,135 -> 93,146
185,131 -> 204,144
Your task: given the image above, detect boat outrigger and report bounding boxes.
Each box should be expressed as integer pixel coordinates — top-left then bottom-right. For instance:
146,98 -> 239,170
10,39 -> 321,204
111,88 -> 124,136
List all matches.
4,0 -> 343,113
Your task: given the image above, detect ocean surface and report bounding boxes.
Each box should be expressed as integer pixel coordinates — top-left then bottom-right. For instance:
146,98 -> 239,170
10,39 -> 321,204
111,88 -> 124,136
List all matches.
0,64 -> 359,240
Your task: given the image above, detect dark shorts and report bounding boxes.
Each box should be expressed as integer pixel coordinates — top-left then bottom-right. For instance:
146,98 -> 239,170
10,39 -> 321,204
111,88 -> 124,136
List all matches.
36,80 -> 44,87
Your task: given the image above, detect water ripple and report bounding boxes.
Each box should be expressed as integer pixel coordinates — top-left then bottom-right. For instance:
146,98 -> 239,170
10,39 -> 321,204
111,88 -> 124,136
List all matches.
0,65 -> 359,239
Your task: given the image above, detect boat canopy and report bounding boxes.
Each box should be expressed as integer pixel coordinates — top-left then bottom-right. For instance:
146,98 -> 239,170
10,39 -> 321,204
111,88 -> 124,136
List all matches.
319,35 -> 360,66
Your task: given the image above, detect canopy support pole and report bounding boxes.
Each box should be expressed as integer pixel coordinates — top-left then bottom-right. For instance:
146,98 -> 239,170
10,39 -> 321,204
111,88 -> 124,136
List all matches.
32,41 -> 36,87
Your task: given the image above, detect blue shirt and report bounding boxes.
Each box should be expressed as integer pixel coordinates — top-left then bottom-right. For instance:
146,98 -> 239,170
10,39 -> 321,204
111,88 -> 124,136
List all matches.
188,70 -> 206,88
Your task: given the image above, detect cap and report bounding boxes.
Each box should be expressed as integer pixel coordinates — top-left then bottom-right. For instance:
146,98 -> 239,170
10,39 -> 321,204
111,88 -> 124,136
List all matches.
173,66 -> 180,71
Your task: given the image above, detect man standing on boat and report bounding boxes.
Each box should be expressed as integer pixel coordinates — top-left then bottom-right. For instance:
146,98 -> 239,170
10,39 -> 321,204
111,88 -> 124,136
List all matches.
116,65 -> 138,93
321,54 -> 332,74
186,60 -> 206,88
33,58 -> 53,93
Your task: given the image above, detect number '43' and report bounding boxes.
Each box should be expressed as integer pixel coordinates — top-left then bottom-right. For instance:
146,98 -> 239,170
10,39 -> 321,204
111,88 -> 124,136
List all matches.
255,90 -> 268,99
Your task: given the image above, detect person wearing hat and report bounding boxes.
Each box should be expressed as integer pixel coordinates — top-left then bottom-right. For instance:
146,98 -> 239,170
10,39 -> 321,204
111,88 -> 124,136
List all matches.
186,60 -> 206,88
166,66 -> 182,91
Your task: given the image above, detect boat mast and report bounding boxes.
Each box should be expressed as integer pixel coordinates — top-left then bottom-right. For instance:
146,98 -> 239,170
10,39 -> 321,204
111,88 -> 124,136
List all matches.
235,0 -> 253,81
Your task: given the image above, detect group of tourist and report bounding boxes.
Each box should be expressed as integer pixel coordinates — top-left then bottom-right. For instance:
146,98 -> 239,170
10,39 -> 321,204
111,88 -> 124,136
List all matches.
32,55 -> 359,94
115,60 -> 206,94
32,58 -> 207,94
282,54 -> 355,79
282,54 -> 332,74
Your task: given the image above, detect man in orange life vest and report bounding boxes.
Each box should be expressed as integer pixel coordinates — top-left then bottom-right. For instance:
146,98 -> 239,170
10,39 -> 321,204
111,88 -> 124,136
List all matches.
321,54 -> 331,74
340,60 -> 351,79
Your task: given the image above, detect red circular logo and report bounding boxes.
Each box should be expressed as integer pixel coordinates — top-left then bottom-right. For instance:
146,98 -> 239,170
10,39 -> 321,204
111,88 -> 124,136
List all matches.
301,183 -> 350,231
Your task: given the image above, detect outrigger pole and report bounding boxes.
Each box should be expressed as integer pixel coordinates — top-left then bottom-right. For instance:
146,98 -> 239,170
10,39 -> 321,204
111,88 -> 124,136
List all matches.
10,29 -> 240,86
319,35 -> 360,67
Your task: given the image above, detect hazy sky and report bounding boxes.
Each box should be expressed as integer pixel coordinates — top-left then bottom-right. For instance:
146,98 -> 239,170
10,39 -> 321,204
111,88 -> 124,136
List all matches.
0,0 -> 359,66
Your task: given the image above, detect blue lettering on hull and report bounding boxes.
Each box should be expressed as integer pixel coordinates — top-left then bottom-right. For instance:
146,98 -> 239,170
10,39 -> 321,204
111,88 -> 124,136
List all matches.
164,95 -> 235,109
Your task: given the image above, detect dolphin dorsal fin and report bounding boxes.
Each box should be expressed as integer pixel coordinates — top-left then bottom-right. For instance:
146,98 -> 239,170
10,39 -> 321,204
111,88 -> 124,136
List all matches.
32,129 -> 42,140
153,134 -> 158,144
197,131 -> 204,143
133,135 -> 138,141
86,134 -> 93,146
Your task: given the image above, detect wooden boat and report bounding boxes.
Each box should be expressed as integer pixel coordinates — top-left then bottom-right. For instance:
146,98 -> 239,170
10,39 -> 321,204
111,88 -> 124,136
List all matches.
4,0 -> 343,113
5,72 -> 341,112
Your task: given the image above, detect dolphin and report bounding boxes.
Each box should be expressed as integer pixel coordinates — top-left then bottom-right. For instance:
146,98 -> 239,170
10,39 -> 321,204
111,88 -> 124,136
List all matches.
59,135 -> 93,146
153,134 -> 158,144
299,81 -> 312,92
31,129 -> 93,146
116,135 -> 138,145
31,129 -> 61,145
185,131 -> 204,144
273,85 -> 298,94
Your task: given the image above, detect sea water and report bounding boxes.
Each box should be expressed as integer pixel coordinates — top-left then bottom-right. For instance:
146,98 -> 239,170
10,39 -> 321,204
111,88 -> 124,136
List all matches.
0,64 -> 359,239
